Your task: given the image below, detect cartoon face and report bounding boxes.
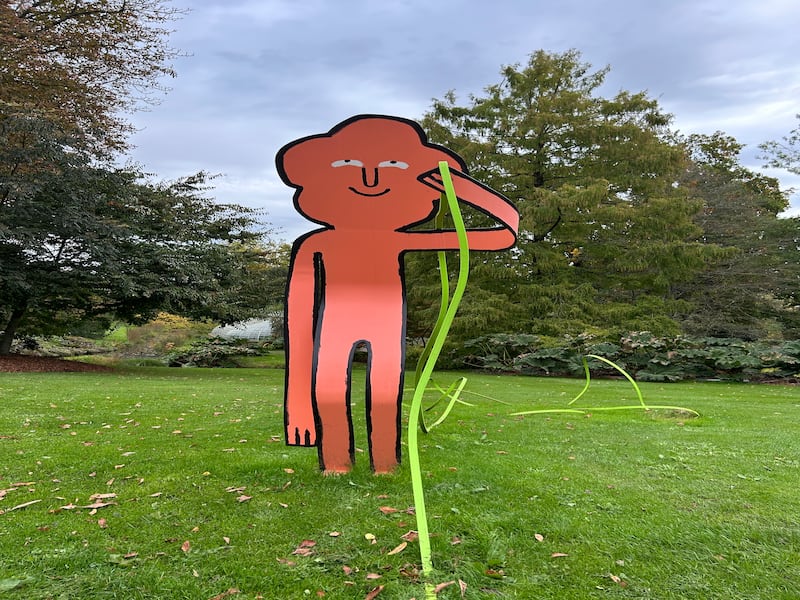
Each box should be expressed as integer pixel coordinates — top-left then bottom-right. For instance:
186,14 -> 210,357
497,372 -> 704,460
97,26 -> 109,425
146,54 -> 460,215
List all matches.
329,158 -> 409,198
277,115 -> 464,230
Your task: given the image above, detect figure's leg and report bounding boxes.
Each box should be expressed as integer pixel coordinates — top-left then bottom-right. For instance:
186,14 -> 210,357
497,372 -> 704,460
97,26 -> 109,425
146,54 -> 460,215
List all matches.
313,335 -> 356,473
365,336 -> 404,474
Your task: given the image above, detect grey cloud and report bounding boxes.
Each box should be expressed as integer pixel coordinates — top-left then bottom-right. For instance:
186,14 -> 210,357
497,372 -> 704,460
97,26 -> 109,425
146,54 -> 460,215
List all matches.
127,0 -> 800,240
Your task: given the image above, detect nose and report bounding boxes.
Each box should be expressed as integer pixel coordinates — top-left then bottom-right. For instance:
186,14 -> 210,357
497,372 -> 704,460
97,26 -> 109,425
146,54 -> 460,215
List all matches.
361,167 -> 379,188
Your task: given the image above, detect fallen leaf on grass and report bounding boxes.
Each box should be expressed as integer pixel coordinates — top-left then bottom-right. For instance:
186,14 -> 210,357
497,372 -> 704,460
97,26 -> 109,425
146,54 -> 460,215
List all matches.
401,530 -> 418,542
0,499 -> 42,514
208,588 -> 240,600
89,493 -> 117,501
181,540 -> 191,553
484,569 -> 505,579
551,552 -> 568,558
236,495 -> 252,503
291,540 -> 316,556
398,563 -> 420,580
364,585 -> 384,600
378,506 -> 398,514
386,541 -> 407,555
108,554 -> 137,566
534,533 -> 544,542
86,501 -> 116,514
365,573 -> 382,580
434,581 -> 456,593
364,533 -> 376,544
608,574 -> 627,588
459,579 -> 468,598
98,518 -> 108,529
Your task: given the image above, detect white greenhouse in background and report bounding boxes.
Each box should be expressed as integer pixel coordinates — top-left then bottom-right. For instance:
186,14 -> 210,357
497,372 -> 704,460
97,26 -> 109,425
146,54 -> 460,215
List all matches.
211,319 -> 274,341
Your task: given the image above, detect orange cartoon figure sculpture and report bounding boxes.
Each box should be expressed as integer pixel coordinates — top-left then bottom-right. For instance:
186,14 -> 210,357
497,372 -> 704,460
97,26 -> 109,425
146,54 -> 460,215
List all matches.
276,115 -> 518,473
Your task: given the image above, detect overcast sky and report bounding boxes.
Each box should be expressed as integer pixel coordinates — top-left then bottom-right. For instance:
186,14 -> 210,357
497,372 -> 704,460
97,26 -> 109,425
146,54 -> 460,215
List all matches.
127,0 -> 800,242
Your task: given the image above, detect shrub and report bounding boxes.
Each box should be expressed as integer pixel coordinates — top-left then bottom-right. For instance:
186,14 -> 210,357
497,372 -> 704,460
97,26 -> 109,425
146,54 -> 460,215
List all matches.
458,332 -> 800,382
166,338 -> 275,368
123,313 -> 213,356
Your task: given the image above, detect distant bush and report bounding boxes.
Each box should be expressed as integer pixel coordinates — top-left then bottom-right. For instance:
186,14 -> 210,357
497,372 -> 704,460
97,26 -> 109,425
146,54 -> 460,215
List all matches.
123,313 -> 214,357
166,337 -> 277,368
457,332 -> 800,382
11,335 -> 112,357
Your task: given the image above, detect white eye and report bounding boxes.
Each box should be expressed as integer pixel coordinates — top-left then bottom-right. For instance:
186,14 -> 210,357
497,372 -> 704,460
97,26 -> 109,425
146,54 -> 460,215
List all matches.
331,159 -> 364,167
378,160 -> 409,169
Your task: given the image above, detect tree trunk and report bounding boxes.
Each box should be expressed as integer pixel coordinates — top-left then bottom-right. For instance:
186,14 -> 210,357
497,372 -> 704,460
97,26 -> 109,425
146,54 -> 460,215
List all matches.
0,305 -> 27,355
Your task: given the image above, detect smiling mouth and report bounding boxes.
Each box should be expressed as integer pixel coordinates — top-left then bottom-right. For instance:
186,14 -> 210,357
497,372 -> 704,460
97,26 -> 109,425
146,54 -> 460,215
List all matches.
349,187 -> 390,197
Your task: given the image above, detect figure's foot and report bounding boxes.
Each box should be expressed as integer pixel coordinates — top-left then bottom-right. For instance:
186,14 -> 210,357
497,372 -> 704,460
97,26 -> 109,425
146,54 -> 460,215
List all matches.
372,462 -> 399,475
323,466 -> 351,476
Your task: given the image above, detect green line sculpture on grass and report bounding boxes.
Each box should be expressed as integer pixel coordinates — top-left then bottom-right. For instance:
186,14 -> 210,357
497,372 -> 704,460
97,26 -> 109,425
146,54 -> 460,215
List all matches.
276,116 -> 694,597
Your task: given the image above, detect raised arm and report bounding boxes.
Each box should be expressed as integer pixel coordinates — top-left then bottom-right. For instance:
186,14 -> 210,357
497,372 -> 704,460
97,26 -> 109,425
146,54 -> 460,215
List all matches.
405,168 -> 519,251
283,235 -> 321,446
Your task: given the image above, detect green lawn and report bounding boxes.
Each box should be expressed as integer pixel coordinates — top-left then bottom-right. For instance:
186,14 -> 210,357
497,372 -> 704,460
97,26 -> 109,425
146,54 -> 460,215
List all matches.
0,367 -> 798,599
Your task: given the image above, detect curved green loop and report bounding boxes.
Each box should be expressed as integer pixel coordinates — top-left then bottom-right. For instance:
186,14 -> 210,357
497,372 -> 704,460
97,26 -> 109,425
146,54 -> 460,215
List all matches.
407,161 -> 470,582
420,376 -> 470,433
566,354 -> 643,407
582,354 -> 646,408
512,354 -> 698,417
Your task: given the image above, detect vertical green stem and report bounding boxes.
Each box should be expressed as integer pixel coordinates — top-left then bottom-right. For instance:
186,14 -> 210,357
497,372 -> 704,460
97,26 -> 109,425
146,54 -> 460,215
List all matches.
407,162 -> 470,583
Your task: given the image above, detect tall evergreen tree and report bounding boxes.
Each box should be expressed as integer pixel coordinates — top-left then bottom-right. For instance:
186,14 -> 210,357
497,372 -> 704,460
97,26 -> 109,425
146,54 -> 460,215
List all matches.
409,50 -> 725,342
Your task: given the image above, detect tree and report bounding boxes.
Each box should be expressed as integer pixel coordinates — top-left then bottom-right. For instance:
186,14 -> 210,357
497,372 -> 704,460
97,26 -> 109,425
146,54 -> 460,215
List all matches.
1,0 -> 181,153
0,1 -> 284,354
0,108 -> 269,354
674,133 -> 797,338
410,50 -> 725,341
759,114 -> 800,176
